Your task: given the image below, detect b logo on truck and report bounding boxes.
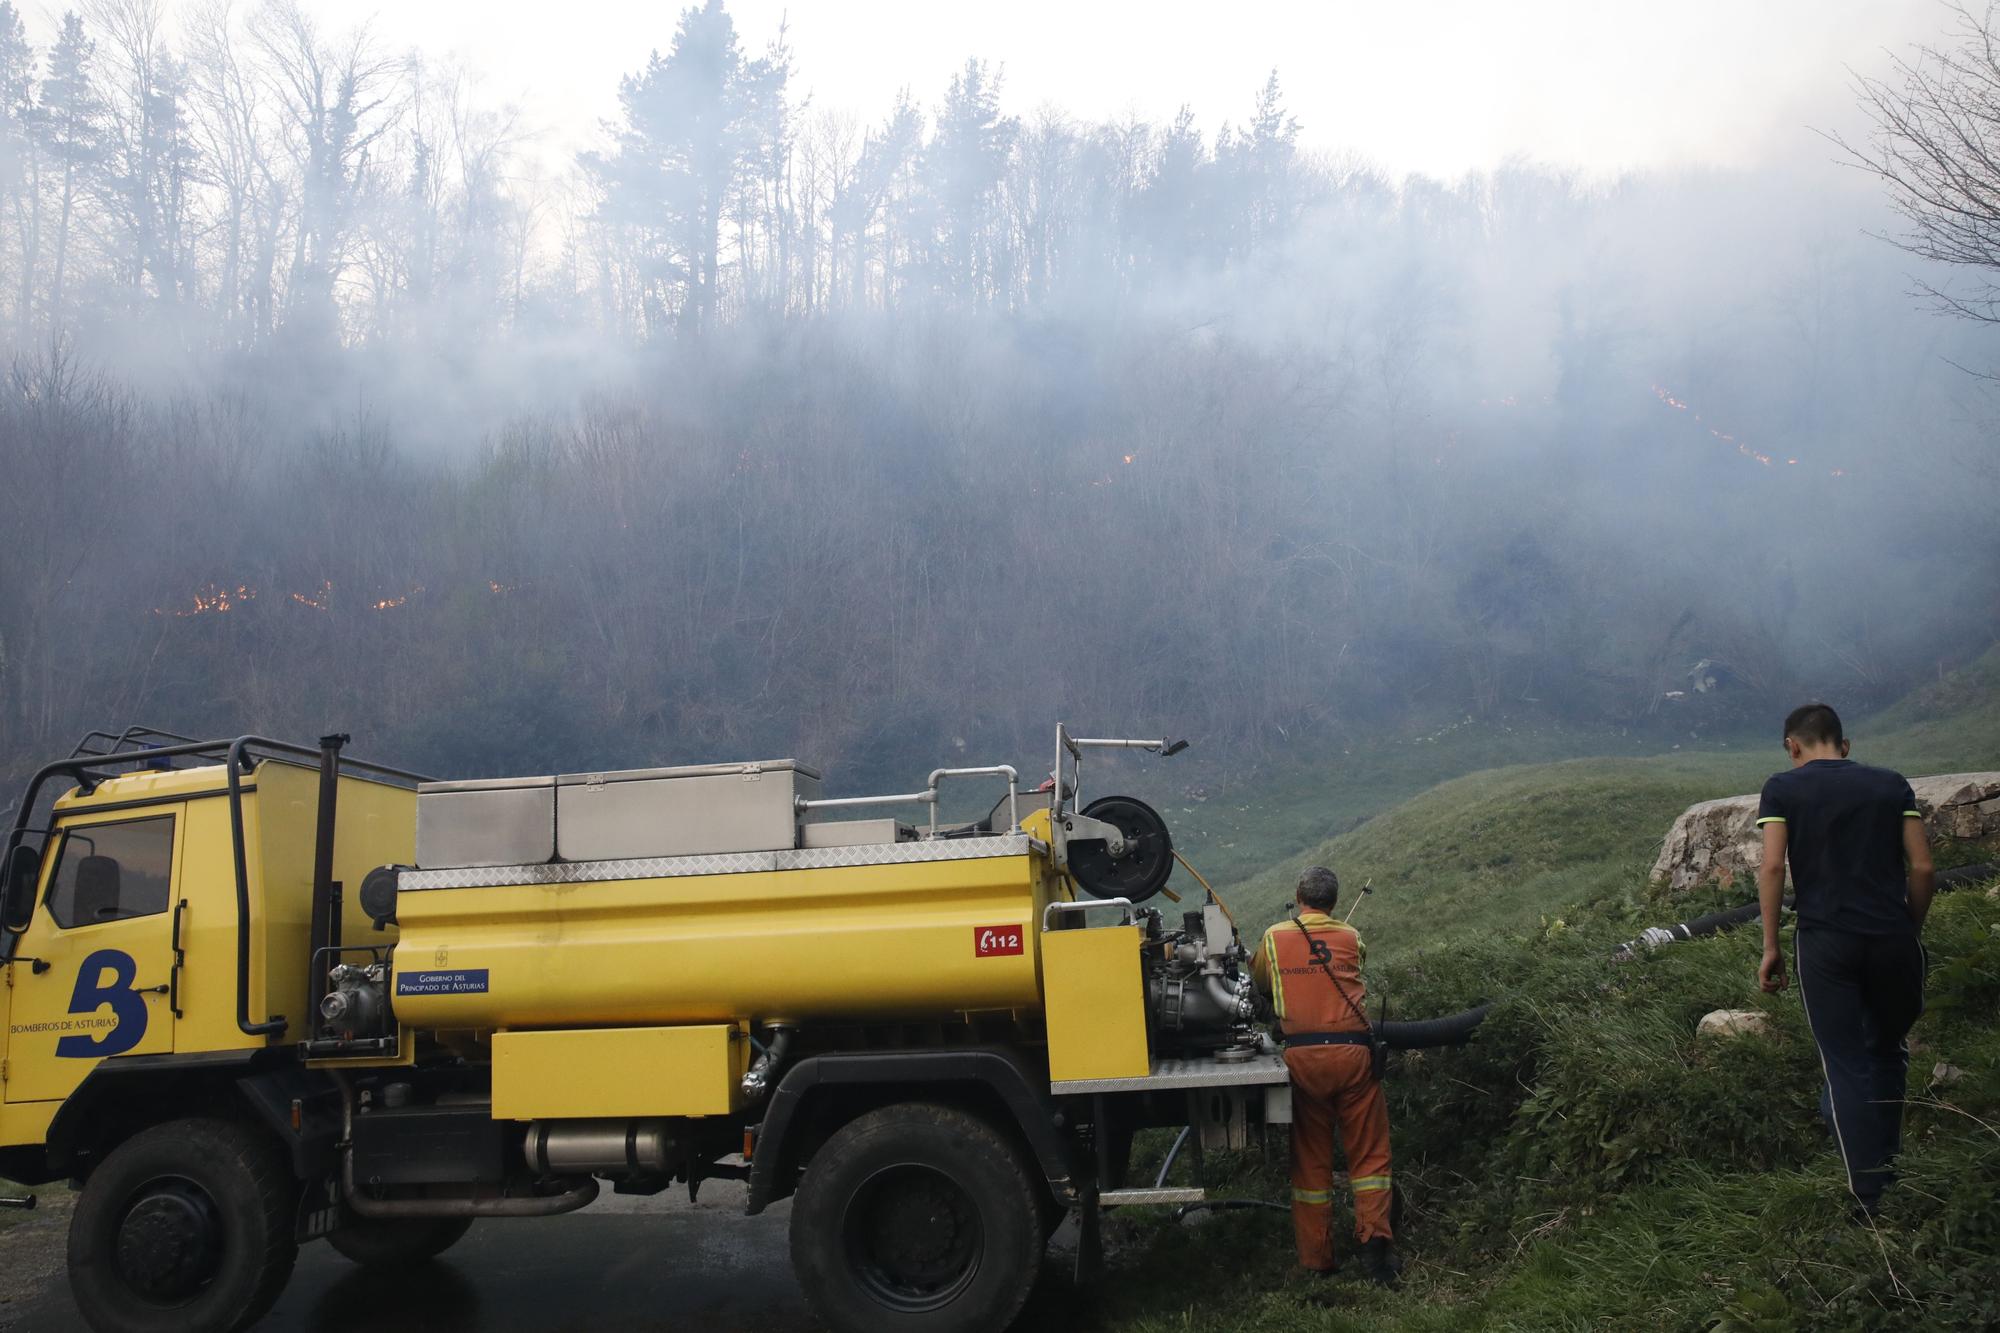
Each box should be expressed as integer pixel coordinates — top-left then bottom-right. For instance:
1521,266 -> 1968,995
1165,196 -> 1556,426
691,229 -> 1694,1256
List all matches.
974,926 -> 1023,957
55,949 -> 148,1058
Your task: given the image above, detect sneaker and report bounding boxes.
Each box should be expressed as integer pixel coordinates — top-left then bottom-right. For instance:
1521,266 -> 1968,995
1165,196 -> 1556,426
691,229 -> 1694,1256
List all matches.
1359,1237 -> 1402,1288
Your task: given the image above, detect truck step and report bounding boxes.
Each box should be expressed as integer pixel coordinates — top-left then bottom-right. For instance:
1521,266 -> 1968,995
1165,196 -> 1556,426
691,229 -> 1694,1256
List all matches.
1097,1187 -> 1204,1207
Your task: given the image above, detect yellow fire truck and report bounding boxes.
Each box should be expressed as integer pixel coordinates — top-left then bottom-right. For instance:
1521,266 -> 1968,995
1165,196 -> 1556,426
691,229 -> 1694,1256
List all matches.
0,724 -> 1316,1333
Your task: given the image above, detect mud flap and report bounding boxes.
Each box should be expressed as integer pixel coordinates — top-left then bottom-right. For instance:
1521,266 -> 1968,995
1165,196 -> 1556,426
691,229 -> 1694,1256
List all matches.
1073,1182 -> 1102,1286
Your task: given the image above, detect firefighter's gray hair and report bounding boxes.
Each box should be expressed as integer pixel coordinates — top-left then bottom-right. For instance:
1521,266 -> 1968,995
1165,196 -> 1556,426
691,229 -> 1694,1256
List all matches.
1296,865 -> 1340,911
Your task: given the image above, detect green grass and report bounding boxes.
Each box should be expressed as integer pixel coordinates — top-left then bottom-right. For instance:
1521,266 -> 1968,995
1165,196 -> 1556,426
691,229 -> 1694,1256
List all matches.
1081,883 -> 2000,1333
1217,646 -> 2000,962
1075,649 -> 2000,1332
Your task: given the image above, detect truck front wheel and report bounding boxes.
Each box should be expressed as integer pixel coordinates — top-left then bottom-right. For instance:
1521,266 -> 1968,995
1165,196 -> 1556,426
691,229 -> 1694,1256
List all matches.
790,1102 -> 1044,1333
67,1117 -> 298,1333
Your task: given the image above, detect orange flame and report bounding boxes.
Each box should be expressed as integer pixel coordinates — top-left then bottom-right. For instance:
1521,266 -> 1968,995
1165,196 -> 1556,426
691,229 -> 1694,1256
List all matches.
1652,384 -> 1845,477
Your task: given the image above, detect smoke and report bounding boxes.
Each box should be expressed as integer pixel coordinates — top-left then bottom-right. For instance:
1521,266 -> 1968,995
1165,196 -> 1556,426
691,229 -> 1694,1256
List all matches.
0,0 -> 1993,784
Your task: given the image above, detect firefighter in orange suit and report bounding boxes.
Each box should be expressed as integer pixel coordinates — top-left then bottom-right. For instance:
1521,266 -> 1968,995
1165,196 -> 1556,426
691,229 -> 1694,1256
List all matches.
1251,865 -> 1401,1285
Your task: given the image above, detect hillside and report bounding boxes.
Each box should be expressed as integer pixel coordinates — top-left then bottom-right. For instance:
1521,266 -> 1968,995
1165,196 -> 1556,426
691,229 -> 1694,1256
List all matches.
1076,651 -> 2000,1332
1218,647 -> 2000,959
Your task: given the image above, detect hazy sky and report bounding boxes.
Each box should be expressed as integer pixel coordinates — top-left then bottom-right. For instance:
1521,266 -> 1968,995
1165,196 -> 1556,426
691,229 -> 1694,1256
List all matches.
264,0 -> 1943,179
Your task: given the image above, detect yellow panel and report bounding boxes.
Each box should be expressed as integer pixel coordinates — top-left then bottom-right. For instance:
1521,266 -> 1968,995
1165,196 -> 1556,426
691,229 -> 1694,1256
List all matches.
250,764 -> 417,1047
392,852 -> 1056,1031
492,1025 -> 748,1119
0,1099 -> 56,1148
1042,924 -> 1151,1082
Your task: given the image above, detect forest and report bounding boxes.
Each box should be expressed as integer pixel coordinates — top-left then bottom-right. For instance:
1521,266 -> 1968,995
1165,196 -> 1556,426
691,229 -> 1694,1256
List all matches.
0,0 -> 1995,783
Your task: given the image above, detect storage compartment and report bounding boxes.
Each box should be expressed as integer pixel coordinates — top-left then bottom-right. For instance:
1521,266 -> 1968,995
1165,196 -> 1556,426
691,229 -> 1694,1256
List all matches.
416,776 -> 555,868
492,1024 -> 749,1119
350,1103 -> 508,1185
555,760 -> 820,861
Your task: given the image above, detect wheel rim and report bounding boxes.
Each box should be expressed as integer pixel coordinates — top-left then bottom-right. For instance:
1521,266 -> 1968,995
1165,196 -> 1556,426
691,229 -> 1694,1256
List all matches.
114,1175 -> 223,1305
840,1162 -> 983,1313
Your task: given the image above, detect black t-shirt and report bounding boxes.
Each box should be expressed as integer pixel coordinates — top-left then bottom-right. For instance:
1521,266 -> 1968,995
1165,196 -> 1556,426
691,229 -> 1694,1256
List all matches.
1757,759 -> 1920,935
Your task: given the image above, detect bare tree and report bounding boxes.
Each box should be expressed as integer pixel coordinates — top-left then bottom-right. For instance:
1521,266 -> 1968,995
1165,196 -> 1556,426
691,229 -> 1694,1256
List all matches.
1839,3 -> 2000,325
186,0 -> 278,344
0,2 -> 39,336
249,0 -> 402,344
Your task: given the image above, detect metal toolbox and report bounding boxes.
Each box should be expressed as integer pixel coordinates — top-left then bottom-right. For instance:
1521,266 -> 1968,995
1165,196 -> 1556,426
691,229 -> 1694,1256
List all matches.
415,776 -> 556,869
555,760 -> 822,862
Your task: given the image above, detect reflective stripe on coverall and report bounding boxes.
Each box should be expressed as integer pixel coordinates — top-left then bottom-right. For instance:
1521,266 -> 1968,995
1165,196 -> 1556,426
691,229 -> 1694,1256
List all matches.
1252,913 -> 1393,1270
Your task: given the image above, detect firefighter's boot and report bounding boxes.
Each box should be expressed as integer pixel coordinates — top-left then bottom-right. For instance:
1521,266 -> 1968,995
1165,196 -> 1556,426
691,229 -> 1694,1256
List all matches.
1359,1236 -> 1402,1288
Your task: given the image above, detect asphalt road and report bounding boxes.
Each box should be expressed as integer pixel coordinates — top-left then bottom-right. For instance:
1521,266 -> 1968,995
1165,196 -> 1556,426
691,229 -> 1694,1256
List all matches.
0,1180 -> 1121,1332
0,1184 -> 824,1332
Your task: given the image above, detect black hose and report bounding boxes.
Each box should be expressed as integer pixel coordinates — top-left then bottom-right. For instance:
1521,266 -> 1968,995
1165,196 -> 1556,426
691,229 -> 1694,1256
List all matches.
1612,861 -> 1998,961
1173,1199 -> 1291,1221
1374,1003 -> 1492,1049
1937,861 -> 1998,891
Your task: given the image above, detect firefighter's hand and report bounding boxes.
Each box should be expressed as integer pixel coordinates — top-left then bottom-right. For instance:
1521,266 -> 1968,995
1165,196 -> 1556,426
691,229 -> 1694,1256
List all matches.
1758,948 -> 1788,994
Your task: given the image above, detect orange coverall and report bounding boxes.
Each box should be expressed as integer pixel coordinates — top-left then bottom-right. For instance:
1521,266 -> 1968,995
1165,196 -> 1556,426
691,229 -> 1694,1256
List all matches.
1252,912 -> 1393,1272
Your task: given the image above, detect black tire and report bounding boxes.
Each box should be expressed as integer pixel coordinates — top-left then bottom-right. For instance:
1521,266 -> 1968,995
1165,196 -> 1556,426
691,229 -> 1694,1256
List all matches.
327,1214 -> 473,1268
790,1103 -> 1044,1333
67,1117 -> 298,1333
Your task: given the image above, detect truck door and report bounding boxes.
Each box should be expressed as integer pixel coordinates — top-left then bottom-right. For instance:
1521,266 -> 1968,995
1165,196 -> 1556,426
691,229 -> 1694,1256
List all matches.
5,809 -> 181,1104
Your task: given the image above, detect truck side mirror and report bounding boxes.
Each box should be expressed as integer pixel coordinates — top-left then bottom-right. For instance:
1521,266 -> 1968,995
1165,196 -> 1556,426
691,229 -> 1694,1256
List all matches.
2,842 -> 42,932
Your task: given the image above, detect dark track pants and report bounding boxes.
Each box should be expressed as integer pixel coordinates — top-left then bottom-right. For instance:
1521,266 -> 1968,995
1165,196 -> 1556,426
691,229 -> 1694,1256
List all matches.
1794,926 -> 1926,1206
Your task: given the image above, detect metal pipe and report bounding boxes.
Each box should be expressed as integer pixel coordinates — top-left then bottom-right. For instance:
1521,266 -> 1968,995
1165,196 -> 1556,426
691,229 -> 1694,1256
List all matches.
306,733 -> 348,1034
925,766 -> 1019,835
742,1025 -> 795,1101
797,790 -> 935,813
1203,972 -> 1253,1021
226,739 -> 286,1038
342,1149 -> 598,1219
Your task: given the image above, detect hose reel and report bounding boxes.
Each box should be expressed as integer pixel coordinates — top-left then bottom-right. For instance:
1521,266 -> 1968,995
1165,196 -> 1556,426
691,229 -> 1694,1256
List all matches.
1066,795 -> 1174,903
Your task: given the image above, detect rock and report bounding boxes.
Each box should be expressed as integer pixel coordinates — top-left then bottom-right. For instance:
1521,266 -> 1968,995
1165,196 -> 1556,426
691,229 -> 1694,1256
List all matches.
1697,1009 -> 1771,1040
1651,795 -> 1766,894
1650,771 -> 2000,894
1930,1061 -> 1965,1086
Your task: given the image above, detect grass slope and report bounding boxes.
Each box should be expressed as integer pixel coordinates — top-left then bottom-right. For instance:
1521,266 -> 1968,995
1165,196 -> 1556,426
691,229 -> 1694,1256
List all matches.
1089,884 -> 2000,1332
1221,647 -> 2000,961
1073,650 -> 2000,1333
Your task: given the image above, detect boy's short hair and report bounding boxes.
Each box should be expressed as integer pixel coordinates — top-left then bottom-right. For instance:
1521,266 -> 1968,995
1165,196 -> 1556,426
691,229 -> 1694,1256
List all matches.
1783,703 -> 1845,748
1297,866 -> 1340,911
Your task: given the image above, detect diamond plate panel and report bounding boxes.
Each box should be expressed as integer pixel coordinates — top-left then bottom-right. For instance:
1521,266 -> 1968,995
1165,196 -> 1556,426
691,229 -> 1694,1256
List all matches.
400,832 -> 1043,892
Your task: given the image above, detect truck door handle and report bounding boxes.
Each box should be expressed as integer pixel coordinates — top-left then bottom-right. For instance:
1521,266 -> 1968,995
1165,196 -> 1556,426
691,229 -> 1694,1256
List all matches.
140,984 -> 169,995
170,900 -> 186,1019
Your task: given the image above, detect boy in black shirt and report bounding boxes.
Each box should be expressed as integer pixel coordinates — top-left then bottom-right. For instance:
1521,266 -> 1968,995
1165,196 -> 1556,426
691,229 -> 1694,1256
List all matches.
1756,703 -> 1935,1216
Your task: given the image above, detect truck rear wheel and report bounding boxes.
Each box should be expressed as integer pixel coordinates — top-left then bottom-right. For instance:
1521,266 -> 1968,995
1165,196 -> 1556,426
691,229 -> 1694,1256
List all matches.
66,1117 -> 298,1333
790,1103 -> 1044,1333
328,1214 -> 474,1268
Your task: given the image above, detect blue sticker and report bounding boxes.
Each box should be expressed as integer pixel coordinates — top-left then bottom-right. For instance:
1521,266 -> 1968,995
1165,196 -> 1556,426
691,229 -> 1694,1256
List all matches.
396,969 -> 490,996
